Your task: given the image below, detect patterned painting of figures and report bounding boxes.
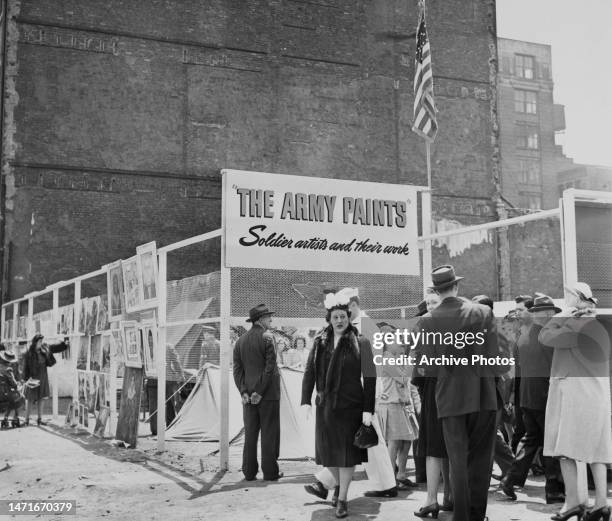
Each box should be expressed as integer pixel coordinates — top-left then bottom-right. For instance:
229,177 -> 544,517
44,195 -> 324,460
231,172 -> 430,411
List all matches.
121,256 -> 142,313
76,337 -> 89,371
107,260 -> 126,320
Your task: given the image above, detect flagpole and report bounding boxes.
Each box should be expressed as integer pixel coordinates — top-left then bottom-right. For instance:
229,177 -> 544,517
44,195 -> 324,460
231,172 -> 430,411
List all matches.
426,140 -> 432,189
422,142 -> 432,293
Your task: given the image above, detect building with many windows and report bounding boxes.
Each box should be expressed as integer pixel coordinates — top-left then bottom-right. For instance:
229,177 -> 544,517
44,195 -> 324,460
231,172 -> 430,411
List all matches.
497,38 -> 571,210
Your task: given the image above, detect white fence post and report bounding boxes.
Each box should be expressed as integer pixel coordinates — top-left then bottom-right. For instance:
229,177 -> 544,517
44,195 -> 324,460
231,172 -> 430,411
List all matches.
156,250 -> 167,452
52,288 -> 59,421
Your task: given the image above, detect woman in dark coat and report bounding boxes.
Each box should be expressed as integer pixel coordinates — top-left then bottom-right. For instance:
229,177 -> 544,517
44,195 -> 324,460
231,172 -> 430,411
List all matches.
301,292 -> 376,519
23,334 -> 69,426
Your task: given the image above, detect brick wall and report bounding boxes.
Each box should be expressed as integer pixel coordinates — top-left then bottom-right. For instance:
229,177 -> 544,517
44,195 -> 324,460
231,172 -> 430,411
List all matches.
1,0 -> 500,301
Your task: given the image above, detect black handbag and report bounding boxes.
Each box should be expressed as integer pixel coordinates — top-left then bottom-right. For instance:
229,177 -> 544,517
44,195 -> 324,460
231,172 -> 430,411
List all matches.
353,423 -> 378,449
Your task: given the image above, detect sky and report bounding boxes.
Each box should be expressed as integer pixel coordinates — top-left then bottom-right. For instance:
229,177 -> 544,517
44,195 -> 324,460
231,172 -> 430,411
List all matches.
496,0 -> 612,167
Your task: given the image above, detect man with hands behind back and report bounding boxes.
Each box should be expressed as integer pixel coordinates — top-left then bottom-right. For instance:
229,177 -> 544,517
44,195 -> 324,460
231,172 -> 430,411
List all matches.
233,304 -> 282,481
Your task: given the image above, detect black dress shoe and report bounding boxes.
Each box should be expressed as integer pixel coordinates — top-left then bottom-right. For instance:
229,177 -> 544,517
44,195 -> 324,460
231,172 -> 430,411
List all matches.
397,478 -> 418,488
551,504 -> 586,521
364,486 -> 398,498
331,486 -> 339,507
335,499 -> 348,518
546,492 -> 566,505
414,502 -> 440,519
584,506 -> 611,521
244,476 -> 257,481
304,481 -> 328,500
498,477 -> 517,500
264,472 -> 283,481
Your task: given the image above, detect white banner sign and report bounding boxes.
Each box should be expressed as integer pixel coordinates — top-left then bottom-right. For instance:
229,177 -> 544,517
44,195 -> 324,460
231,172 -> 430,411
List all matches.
222,169 -> 420,275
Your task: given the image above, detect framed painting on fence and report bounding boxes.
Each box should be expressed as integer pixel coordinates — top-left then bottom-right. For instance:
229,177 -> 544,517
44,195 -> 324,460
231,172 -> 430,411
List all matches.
94,406 -> 110,437
107,261 -> 126,320
90,335 -> 102,372
101,332 -> 111,373
122,256 -> 142,313
122,321 -> 142,368
78,371 -> 86,404
87,296 -> 100,336
136,242 -> 158,308
76,337 -> 89,371
96,295 -> 110,333
58,304 -> 74,335
86,372 -> 98,412
110,329 -> 125,378
141,322 -> 157,377
77,298 -> 88,334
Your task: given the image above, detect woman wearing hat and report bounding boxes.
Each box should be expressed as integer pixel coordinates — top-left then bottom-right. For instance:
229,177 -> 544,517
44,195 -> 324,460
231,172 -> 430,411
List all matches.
539,283 -> 612,521
0,347 -> 25,428
301,290 -> 376,518
23,334 -> 69,426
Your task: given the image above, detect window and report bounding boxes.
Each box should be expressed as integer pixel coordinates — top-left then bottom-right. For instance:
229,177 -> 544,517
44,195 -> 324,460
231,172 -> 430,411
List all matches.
515,54 -> 535,79
518,159 -> 541,184
514,89 -> 537,114
516,126 -> 539,150
539,62 -> 551,80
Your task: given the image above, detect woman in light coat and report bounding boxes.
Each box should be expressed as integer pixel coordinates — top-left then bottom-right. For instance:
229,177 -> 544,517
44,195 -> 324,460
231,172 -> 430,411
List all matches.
539,283 -> 612,521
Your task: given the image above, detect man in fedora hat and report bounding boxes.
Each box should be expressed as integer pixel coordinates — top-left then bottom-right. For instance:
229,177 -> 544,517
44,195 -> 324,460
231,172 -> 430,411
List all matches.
416,265 -> 503,521
498,294 -> 564,504
233,304 -> 282,481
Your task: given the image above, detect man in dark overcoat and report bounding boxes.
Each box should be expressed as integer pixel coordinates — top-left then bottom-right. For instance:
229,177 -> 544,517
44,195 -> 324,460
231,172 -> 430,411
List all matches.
233,304 -> 282,481
417,266 -> 505,521
499,294 -> 564,503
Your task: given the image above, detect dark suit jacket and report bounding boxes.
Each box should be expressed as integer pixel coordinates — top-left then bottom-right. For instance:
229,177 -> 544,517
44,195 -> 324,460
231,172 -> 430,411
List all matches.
517,322 -> 553,410
233,323 -> 280,401
417,296 -> 501,418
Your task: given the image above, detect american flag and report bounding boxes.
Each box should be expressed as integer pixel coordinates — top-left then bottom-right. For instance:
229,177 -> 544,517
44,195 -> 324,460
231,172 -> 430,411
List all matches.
412,8 -> 438,142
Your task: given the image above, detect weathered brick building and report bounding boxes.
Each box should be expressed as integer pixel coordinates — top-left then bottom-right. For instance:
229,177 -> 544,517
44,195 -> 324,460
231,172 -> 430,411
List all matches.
0,0 -> 503,304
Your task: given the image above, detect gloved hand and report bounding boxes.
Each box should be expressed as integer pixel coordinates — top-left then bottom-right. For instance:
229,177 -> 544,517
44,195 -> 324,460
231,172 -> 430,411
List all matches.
362,412 -> 372,426
250,392 -> 262,405
301,404 -> 312,421
241,393 -> 250,405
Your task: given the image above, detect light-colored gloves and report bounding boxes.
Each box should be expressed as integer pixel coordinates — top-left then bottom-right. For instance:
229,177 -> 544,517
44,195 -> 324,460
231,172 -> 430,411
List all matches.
362,412 -> 372,426
241,393 -> 250,405
250,392 -> 262,405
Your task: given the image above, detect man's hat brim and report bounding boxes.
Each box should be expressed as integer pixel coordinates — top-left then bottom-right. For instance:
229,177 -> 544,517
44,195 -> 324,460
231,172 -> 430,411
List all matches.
429,276 -> 464,291
528,305 -> 561,314
246,311 -> 275,323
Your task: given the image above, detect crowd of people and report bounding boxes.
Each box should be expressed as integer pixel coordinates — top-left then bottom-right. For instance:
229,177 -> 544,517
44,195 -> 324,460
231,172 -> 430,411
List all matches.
232,265 -> 612,521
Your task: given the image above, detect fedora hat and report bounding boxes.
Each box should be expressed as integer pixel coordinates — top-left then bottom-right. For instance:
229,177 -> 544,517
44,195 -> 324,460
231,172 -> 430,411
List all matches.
429,265 -> 464,291
0,350 -> 16,363
528,294 -> 561,314
246,304 -> 275,323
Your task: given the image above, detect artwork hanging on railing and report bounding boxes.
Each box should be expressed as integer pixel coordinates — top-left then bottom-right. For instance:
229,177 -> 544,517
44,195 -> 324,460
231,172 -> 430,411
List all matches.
107,260 -> 126,320
122,256 -> 142,313
137,242 -> 158,308
122,321 -> 142,368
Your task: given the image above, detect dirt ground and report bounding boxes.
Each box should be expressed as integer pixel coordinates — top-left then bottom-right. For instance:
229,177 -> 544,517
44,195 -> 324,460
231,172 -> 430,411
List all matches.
1,418 -> 609,521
